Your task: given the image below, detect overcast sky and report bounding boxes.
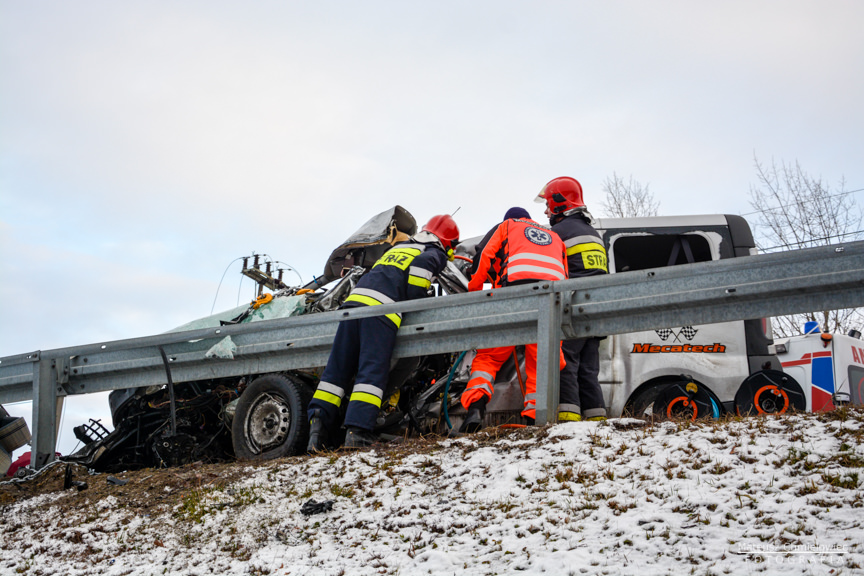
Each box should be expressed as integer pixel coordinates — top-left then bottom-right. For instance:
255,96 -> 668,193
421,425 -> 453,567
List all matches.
2,1 -> 863,455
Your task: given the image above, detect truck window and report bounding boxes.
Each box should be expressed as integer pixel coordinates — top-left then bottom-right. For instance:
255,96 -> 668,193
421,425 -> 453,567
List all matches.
612,234 -> 713,272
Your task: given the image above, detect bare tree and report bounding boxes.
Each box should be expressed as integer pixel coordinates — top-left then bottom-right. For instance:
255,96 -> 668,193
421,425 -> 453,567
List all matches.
599,172 -> 659,218
747,156 -> 863,337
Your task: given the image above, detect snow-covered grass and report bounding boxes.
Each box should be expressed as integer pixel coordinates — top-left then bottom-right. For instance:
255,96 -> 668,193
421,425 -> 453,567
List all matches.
2,410 -> 864,575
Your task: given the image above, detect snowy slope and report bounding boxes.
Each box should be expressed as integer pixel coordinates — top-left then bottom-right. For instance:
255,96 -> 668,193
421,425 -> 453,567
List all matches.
2,411 -> 863,575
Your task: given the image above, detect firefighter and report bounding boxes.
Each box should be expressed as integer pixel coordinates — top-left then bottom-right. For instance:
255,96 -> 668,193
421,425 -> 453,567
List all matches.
307,214 -> 460,451
460,208 -> 568,432
536,176 -> 609,421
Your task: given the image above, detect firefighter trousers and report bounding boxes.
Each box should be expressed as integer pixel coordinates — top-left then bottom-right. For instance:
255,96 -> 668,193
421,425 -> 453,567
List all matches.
559,337 -> 606,420
307,315 -> 397,432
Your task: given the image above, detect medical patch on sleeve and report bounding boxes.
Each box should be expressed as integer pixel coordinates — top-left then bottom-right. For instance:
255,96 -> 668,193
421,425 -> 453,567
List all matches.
525,227 -> 553,246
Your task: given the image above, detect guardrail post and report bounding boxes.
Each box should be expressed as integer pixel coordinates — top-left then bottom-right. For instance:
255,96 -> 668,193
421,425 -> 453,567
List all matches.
534,291 -> 562,425
31,355 -> 58,469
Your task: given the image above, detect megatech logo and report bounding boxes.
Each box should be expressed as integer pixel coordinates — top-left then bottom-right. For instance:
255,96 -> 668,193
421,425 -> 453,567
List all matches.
632,343 -> 727,354
632,326 -> 727,354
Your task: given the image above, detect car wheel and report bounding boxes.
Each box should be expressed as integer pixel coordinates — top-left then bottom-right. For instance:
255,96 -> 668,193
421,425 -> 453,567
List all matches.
232,373 -> 311,460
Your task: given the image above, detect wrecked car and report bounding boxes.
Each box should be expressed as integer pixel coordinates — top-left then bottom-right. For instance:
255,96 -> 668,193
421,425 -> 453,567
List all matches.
64,206 -> 516,472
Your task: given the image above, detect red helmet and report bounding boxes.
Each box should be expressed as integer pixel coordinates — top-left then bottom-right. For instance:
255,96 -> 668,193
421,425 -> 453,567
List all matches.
535,176 -> 585,216
422,214 -> 460,252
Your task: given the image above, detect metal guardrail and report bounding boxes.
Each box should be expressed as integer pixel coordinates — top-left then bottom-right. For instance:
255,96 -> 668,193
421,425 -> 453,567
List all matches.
2,240 -> 864,468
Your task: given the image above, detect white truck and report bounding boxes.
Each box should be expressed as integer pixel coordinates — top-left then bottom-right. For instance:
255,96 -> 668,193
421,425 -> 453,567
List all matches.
565,215 -> 857,420
594,214 -> 779,419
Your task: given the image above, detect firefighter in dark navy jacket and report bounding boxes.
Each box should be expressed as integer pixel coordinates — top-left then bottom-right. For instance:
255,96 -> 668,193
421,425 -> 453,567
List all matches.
307,215 -> 460,450
537,176 -> 609,421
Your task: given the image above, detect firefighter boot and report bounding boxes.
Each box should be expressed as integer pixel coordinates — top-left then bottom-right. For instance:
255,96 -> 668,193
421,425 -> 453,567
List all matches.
459,397 -> 487,434
307,409 -> 328,453
344,427 -> 378,449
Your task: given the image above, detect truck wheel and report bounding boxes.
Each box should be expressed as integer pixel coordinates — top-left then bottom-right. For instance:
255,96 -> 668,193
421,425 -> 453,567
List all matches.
654,380 -> 717,421
624,384 -> 665,418
735,370 -> 805,416
232,374 -> 311,460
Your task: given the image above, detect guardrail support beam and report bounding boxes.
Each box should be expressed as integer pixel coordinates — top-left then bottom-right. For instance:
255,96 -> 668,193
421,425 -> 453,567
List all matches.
534,291 -> 562,425
31,356 -> 58,469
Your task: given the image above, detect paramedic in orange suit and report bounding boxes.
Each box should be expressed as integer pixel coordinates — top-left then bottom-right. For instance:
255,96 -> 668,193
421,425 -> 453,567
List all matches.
460,207 -> 568,432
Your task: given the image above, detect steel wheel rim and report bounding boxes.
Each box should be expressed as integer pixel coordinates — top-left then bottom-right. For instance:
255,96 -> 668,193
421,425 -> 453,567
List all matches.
245,393 -> 291,454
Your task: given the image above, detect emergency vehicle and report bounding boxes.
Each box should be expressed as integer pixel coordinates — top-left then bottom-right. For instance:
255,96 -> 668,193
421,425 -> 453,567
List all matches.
771,323 -> 864,412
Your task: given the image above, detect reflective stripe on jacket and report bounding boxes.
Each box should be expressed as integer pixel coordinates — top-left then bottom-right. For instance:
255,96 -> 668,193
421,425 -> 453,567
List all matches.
468,218 -> 568,291
551,213 -> 608,277
342,241 -> 448,327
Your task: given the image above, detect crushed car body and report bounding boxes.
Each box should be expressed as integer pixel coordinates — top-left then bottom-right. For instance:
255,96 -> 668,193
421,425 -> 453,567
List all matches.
63,206 -> 502,472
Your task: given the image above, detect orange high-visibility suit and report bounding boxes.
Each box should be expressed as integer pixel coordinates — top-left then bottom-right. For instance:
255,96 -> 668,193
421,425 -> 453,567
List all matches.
463,217 -> 568,419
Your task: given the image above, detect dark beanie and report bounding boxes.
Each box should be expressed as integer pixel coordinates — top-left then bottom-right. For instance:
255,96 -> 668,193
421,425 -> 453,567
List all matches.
504,207 -> 531,220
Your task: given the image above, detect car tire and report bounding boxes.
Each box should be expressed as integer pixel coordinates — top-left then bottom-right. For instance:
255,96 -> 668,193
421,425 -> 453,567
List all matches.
232,373 -> 311,460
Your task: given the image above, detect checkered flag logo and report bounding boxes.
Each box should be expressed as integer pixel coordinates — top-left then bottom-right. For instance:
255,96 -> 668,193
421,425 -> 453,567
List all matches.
655,326 -> 699,342
679,326 -> 698,341
655,328 -> 673,341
